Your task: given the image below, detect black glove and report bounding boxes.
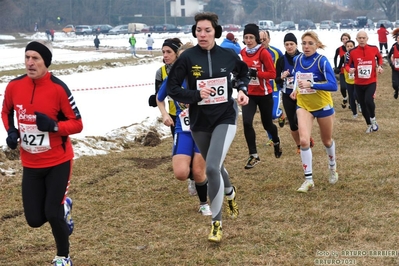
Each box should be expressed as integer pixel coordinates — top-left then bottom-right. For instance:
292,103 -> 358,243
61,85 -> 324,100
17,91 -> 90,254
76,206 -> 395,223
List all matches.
334,67 -> 340,74
148,94 -> 157,107
6,128 -> 19,150
248,68 -> 258,78
390,63 -> 395,70
35,111 -> 57,132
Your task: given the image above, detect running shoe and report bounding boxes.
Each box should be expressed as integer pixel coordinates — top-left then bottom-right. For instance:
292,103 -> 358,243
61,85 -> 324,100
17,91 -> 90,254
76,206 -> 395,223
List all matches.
187,179 -> 197,196
297,180 -> 315,193
244,155 -> 260,169
353,114 -> 358,119
274,142 -> 282,158
198,204 -> 212,216
208,221 -> 222,242
266,139 -> 273,147
395,90 -> 398,99
329,169 -> 339,185
365,125 -> 373,133
371,119 -> 379,132
341,97 -> 347,108
278,113 -> 286,128
226,186 -> 239,219
64,197 -> 74,236
53,256 -> 73,266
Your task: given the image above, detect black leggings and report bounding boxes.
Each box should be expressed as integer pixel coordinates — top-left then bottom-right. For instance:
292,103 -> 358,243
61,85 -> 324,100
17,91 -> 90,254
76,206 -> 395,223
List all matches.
355,83 -> 376,125
379,42 -> 388,52
242,94 -> 279,154
282,93 -> 298,131
22,160 -> 72,257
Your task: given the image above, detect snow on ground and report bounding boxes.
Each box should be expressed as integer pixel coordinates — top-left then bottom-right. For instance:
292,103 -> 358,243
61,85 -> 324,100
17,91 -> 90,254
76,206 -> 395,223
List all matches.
0,28 -> 387,159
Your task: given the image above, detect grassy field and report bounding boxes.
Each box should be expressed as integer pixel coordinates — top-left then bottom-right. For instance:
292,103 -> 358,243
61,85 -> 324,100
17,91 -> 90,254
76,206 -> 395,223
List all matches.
1,62 -> 399,265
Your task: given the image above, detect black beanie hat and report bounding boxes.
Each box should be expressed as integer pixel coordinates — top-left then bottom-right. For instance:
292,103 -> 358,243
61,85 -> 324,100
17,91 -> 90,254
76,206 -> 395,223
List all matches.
244,24 -> 261,44
284,33 -> 297,44
162,39 -> 182,54
25,41 -> 53,68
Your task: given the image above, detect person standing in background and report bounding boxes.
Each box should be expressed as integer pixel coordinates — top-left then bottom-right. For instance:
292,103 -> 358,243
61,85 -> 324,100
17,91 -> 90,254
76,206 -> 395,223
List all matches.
146,34 -> 154,56
387,28 -> 399,99
94,35 -> 100,50
377,24 -> 389,55
1,40 -> 83,266
34,22 -> 38,32
333,33 -> 351,109
291,31 -> 338,193
220,32 -> 241,54
50,29 -> 55,41
45,29 -> 51,41
129,33 -> 137,57
241,24 -> 282,170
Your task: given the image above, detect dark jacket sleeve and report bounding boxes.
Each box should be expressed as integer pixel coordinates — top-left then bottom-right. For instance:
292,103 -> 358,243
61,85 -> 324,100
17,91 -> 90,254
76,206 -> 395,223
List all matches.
333,47 -> 340,68
387,44 -> 395,67
275,57 -> 285,86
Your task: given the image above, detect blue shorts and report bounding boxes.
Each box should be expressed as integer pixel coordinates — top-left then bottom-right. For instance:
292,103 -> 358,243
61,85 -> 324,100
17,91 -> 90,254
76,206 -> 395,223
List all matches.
172,132 -> 200,156
147,47 -> 153,50
298,104 -> 335,118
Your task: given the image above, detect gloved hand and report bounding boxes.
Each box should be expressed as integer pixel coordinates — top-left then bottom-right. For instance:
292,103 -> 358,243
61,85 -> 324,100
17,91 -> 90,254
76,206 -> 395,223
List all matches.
248,68 -> 258,78
148,94 -> 157,107
6,128 -> 19,150
35,111 -> 57,132
334,67 -> 340,74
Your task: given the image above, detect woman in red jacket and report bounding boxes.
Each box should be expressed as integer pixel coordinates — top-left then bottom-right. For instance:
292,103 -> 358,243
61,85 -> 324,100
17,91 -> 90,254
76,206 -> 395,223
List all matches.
377,23 -> 389,55
1,40 -> 83,266
240,23 -> 282,170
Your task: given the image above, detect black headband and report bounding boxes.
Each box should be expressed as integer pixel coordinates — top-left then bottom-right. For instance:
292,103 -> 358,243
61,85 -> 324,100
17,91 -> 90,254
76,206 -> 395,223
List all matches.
25,41 -> 52,68
162,40 -> 181,54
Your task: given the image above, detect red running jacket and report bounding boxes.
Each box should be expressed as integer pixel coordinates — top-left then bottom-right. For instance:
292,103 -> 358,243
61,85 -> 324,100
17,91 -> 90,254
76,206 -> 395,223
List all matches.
1,72 -> 83,168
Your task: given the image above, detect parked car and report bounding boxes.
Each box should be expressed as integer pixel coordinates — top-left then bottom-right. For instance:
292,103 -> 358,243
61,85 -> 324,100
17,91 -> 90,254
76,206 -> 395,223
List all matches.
340,19 -> 355,29
319,20 -> 338,30
62,24 -> 75,33
108,24 -> 129,35
152,24 -> 180,33
222,24 -> 241,32
75,25 -> 92,35
298,19 -> 317,31
141,25 -> 151,33
377,19 -> 393,29
355,16 -> 375,30
258,20 -> 277,31
92,24 -> 113,34
278,21 -> 296,31
180,24 -> 192,34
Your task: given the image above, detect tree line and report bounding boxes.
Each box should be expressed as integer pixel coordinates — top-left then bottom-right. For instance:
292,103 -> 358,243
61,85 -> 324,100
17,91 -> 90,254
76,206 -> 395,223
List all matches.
0,0 -> 396,33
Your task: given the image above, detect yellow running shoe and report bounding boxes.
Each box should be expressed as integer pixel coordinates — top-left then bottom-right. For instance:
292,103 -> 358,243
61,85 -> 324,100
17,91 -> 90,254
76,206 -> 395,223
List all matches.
226,186 -> 239,218
208,221 -> 222,242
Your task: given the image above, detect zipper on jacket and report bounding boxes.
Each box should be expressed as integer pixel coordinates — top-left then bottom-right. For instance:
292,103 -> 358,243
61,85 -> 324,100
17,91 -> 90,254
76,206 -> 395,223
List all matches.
207,50 -> 212,77
30,80 -> 36,104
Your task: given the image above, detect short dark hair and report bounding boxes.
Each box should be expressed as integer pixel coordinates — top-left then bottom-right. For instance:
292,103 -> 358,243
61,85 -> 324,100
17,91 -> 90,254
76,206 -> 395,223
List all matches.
194,12 -> 219,29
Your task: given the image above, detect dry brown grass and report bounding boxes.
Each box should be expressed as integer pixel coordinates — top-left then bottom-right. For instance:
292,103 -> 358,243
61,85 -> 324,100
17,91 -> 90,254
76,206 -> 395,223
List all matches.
1,64 -> 399,265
